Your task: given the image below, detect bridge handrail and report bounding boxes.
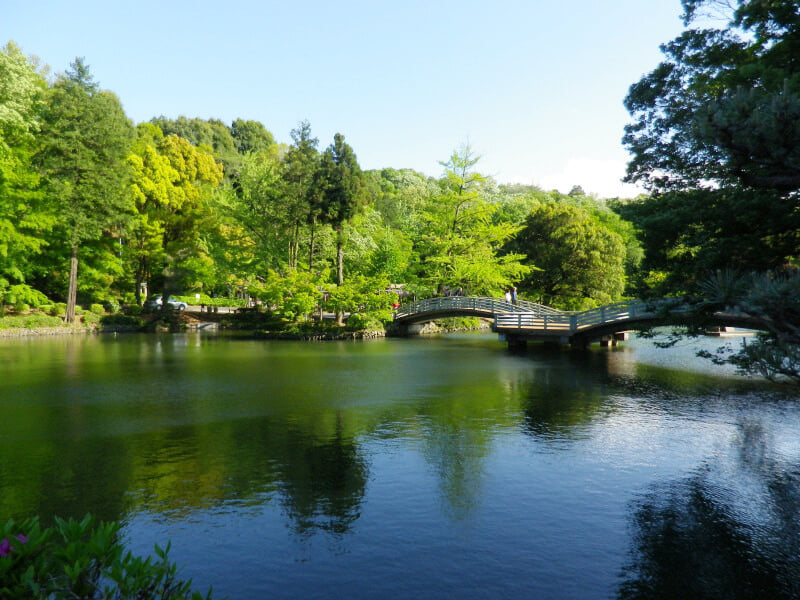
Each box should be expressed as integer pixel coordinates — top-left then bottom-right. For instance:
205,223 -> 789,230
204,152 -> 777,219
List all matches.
394,296 -> 533,320
495,299 -> 658,332
514,299 -> 565,315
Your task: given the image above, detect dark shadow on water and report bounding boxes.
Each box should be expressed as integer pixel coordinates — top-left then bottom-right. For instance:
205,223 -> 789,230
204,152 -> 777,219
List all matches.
617,419 -> 800,600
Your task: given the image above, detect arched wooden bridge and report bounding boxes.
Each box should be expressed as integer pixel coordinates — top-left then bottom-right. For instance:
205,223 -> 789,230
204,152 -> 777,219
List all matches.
393,296 -> 763,348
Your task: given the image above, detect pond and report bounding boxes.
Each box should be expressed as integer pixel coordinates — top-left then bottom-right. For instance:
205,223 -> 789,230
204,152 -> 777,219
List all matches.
0,331 -> 797,599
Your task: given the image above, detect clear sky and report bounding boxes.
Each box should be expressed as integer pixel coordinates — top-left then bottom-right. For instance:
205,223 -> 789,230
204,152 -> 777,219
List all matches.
3,0 -> 688,198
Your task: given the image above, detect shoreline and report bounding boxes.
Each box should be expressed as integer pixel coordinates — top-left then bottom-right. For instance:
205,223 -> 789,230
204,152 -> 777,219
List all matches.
0,313 -> 493,340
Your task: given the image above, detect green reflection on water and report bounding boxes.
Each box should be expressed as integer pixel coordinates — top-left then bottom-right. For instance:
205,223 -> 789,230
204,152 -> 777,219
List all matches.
0,332 -> 782,531
0,334 -> 534,525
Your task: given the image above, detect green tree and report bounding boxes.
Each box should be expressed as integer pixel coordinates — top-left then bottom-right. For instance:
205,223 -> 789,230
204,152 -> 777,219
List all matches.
282,120 -> 320,270
231,118 -> 275,154
621,0 -> 800,288
34,58 -> 135,322
315,133 -> 368,285
150,115 -> 241,178
127,124 -> 223,304
624,0 -> 800,192
508,202 -> 627,310
0,42 -> 52,303
224,149 -> 285,273
417,145 -> 528,296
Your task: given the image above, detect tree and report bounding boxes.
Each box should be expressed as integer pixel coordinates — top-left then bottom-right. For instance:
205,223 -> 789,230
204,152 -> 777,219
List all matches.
417,145 -> 528,296
507,202 -> 627,310
0,42 -> 52,302
622,0 -> 800,272
223,148 -> 285,273
623,0 -> 800,376
127,125 -> 223,304
624,0 -> 800,192
282,120 -> 320,270
315,133 -> 367,285
231,118 -> 275,154
150,116 -> 241,178
34,58 -> 135,322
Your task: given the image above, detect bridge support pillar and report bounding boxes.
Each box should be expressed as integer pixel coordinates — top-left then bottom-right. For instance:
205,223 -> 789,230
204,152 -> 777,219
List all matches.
600,335 -> 619,347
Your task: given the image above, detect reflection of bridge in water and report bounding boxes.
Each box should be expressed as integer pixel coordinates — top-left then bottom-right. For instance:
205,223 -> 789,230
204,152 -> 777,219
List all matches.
393,296 -> 763,349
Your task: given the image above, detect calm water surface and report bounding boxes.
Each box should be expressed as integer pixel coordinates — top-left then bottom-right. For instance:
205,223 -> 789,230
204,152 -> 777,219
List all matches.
0,332 -> 797,599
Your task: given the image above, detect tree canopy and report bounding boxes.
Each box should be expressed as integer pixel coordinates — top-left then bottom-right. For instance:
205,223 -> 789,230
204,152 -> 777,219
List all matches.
624,0 -> 800,193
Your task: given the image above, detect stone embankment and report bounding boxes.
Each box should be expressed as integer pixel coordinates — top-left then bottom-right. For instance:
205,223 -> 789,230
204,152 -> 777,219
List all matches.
0,326 -> 93,338
253,329 -> 386,341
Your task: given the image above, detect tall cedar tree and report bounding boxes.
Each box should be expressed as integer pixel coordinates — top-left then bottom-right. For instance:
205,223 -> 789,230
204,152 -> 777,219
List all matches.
282,120 -> 320,270
315,133 -> 367,284
34,58 -> 135,322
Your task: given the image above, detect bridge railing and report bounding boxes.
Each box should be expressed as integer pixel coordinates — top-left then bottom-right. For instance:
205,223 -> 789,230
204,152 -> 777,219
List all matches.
514,299 -> 565,315
494,312 -> 574,331
394,296 -> 532,320
572,300 -> 653,330
495,300 -> 656,333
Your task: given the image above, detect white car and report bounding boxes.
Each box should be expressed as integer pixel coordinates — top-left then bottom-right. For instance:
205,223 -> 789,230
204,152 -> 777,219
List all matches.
145,295 -> 187,310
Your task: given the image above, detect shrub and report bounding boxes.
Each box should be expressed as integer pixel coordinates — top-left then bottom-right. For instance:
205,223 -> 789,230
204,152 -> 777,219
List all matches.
0,515 -> 213,599
123,304 -> 143,316
0,314 -> 66,329
1,284 -> 50,309
100,314 -> 145,329
82,312 -> 101,326
89,303 -> 105,315
50,303 -> 67,317
13,302 -> 30,314
346,310 -> 392,332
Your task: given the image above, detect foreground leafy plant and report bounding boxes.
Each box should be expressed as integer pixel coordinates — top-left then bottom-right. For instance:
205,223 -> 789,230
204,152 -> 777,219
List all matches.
0,515 -> 214,599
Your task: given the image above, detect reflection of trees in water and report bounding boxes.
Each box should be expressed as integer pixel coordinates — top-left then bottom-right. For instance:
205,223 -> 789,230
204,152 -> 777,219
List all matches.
519,352 -> 612,441
618,420 -> 800,600
422,425 -> 487,521
276,414 -> 368,536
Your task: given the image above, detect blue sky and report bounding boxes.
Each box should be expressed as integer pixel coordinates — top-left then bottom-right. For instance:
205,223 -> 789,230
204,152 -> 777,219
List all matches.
4,1 -> 688,197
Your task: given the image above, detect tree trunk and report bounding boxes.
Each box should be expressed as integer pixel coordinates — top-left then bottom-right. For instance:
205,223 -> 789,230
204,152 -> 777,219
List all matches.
289,222 -> 300,270
309,217 -> 316,273
336,228 -> 344,325
336,227 -> 344,286
66,245 -> 79,324
134,257 -> 147,306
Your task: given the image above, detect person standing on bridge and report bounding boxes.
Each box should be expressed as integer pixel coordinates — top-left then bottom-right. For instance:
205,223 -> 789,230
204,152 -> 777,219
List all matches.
511,286 -> 518,305
505,289 -> 512,303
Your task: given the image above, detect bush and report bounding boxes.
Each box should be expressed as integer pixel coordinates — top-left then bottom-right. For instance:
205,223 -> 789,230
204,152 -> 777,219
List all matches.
123,304 -> 143,316
1,284 -> 50,309
0,515 -> 213,599
100,314 -> 145,329
346,311 -> 391,332
0,314 -> 66,329
82,312 -> 101,326
50,303 -> 67,317
13,302 -> 30,314
89,303 -> 105,315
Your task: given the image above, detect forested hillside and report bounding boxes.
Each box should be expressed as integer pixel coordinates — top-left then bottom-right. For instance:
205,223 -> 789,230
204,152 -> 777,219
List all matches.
0,42 -> 638,320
